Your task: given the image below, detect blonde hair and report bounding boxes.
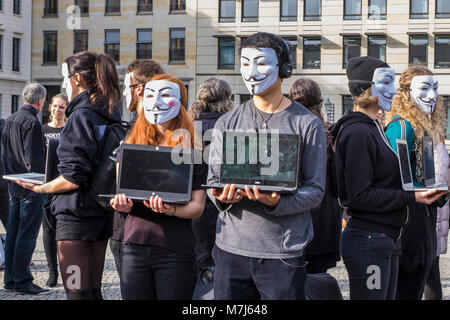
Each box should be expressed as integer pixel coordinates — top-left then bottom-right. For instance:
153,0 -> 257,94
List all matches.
383,65 -> 446,182
353,88 -> 379,110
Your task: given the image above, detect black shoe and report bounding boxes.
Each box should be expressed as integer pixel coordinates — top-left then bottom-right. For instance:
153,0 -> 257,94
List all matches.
46,270 -> 58,287
3,286 -> 15,292
16,284 -> 51,295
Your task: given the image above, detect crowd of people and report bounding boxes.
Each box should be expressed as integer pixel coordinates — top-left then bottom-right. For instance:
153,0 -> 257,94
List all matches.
0,31 -> 449,300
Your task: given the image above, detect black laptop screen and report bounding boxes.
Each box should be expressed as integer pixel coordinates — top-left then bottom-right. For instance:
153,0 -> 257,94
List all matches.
397,142 -> 413,185
423,136 -> 435,182
220,132 -> 299,186
120,149 -> 191,194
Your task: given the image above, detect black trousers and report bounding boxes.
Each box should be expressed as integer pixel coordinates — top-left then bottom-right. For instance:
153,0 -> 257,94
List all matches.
0,194 -> 9,230
42,212 -> 58,270
424,256 -> 442,300
396,263 -> 432,300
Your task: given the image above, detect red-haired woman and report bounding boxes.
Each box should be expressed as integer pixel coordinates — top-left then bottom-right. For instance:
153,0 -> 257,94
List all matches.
110,74 -> 206,300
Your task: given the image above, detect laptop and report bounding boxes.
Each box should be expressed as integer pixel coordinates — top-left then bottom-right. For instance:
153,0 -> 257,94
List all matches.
99,143 -> 194,204
3,138 -> 60,185
423,136 -> 448,190
396,139 -> 448,191
202,131 -> 300,193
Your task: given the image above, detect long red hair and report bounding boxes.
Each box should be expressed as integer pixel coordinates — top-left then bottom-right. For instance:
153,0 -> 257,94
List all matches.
125,74 -> 194,148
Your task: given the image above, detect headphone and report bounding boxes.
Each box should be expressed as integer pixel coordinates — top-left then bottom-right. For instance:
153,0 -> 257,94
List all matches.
279,38 -> 293,79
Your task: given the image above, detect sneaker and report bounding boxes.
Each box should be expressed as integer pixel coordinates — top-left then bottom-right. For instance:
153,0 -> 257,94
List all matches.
15,284 -> 51,295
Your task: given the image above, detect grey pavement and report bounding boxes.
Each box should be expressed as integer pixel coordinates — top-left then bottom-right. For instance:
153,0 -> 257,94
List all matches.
1,223 -> 450,300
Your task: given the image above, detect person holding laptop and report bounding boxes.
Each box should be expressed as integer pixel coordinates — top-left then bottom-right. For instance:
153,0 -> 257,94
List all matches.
206,32 -> 327,300
384,65 -> 449,300
110,59 -> 164,284
109,74 -> 207,300
14,51 -> 122,300
329,56 -> 446,300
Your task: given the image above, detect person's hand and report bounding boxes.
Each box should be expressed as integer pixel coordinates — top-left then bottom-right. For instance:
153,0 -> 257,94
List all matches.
415,189 -> 449,205
211,184 -> 244,204
144,195 -> 176,215
240,185 -> 281,207
110,193 -> 133,213
13,179 -> 42,193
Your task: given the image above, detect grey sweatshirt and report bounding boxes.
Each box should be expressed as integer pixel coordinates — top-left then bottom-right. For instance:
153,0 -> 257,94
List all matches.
207,99 -> 327,259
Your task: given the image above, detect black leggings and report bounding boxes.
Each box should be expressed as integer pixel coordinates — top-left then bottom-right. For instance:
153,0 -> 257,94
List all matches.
424,256 -> 442,300
58,240 -> 108,300
42,215 -> 57,270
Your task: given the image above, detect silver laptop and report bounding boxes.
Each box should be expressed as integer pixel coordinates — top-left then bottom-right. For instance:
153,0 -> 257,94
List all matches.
397,139 -> 448,191
422,136 -> 448,190
99,143 -> 194,204
3,138 -> 60,185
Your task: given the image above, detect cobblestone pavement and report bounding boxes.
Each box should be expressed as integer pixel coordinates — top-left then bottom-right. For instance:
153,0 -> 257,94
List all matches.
1,225 -> 450,300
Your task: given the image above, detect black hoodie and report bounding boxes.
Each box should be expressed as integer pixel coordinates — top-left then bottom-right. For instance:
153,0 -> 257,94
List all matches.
328,111 -> 416,240
51,90 -> 121,221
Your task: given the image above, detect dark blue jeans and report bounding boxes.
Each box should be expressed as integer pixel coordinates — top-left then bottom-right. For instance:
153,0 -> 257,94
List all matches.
341,227 -> 402,300
4,194 -> 45,290
120,242 -> 197,300
212,245 -> 307,300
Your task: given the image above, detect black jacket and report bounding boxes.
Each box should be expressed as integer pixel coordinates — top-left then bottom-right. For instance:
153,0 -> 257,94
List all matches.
0,119 -> 8,193
51,91 -> 121,221
1,106 -> 45,198
327,111 -> 416,240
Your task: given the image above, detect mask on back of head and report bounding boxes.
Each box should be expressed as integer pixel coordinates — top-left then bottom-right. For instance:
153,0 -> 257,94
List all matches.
61,63 -> 73,102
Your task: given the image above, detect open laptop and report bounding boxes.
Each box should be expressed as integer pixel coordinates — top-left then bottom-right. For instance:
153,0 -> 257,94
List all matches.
202,131 -> 300,194
3,138 -> 60,185
423,136 -> 448,190
99,143 -> 194,204
397,139 -> 448,191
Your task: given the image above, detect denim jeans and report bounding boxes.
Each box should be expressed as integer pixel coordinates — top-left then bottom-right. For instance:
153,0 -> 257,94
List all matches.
4,194 -> 45,290
120,242 -> 197,300
341,227 -> 402,300
212,245 -> 307,300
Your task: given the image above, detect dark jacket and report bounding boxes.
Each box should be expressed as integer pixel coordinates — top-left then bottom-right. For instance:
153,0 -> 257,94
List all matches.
191,111 -> 223,270
51,91 -> 121,221
1,106 -> 45,198
0,119 -> 8,193
305,137 -> 343,274
327,111 -> 416,240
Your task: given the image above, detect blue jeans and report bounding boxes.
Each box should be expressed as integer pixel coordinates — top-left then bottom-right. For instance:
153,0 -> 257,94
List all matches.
4,194 -> 45,290
212,245 -> 307,300
341,227 -> 402,300
120,242 -> 197,300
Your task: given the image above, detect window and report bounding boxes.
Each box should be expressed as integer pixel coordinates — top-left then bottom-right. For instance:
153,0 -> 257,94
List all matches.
74,30 -> 88,53
137,0 -> 152,12
136,29 -> 152,59
104,29 -> 120,62
12,38 -> 20,72
0,0 -> 2,11
0,35 -> 2,70
13,0 -> 20,14
218,37 -> 235,70
344,0 -> 361,20
342,95 -> 354,114
435,35 -> 450,69
44,0 -> 58,15
303,37 -> 321,69
105,0 -> 120,14
284,38 -> 297,69
409,35 -> 427,64
436,0 -> 450,19
242,0 -> 258,22
219,0 -> 235,22
368,0 -> 386,19
169,28 -> 185,62
304,0 -> 321,21
343,36 -> 361,68
75,0 -> 89,14
170,0 -> 185,11
43,31 -> 57,64
368,35 -> 386,62
280,0 -> 297,21
410,0 -> 428,19
11,95 -> 19,113
240,94 -> 251,104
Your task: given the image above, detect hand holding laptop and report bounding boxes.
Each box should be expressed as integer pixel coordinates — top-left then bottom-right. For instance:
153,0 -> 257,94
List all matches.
144,195 -> 176,215
414,188 -> 449,205
110,194 -> 133,213
239,185 -> 280,207
12,179 -> 41,193
211,184 -> 244,204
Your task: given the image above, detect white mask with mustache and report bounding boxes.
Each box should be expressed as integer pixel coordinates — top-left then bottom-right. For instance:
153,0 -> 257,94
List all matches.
123,73 -> 133,111
61,63 -> 73,102
410,75 -> 439,114
241,48 -> 279,96
371,68 -> 397,111
143,80 -> 181,125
